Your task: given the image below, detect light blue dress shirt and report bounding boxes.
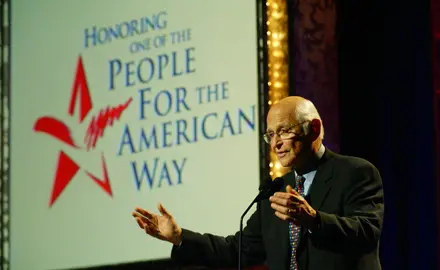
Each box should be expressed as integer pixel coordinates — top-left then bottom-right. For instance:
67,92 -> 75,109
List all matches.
293,144 -> 325,195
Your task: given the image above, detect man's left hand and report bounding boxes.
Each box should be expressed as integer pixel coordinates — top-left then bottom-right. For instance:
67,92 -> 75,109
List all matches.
269,185 -> 318,229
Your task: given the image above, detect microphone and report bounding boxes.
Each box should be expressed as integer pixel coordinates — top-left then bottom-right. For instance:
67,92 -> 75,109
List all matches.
238,177 -> 284,270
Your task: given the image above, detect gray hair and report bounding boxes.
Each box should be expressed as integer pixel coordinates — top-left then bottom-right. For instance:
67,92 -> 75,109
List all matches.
295,99 -> 325,140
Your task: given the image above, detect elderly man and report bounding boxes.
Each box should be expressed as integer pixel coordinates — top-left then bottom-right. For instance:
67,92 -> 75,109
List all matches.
132,96 -> 384,270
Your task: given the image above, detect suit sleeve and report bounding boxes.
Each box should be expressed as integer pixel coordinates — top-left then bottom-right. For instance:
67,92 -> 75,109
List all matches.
170,202 -> 266,268
309,162 -> 384,254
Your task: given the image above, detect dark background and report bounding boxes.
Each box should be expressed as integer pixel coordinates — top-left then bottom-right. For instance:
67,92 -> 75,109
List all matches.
336,0 -> 438,269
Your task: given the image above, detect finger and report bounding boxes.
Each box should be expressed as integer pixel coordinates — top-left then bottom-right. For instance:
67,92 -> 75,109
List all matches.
158,203 -> 172,217
274,211 -> 290,221
273,191 -> 304,204
274,211 -> 300,223
270,202 -> 291,215
272,192 -> 292,199
287,187 -> 299,195
286,185 -> 294,193
134,207 -> 154,219
287,188 -> 304,202
288,194 -> 305,204
269,196 -> 291,206
271,202 -> 302,218
135,217 -> 146,229
270,195 -> 302,207
132,211 -> 154,225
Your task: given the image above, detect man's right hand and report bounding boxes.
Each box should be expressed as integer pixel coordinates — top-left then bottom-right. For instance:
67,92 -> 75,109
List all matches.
132,203 -> 182,246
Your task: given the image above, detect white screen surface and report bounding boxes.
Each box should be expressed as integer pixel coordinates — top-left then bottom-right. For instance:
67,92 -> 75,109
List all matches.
10,0 -> 260,269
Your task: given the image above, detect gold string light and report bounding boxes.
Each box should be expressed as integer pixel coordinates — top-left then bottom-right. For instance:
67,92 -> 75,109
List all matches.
266,0 -> 290,178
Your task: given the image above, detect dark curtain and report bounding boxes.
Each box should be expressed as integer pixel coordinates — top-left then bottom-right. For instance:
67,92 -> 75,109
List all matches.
288,0 -> 340,153
337,0 -> 438,269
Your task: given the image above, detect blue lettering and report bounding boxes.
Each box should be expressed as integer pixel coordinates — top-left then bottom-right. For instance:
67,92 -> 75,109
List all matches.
238,105 -> 256,133
185,47 -> 196,73
172,51 -> 183,77
139,126 -> 158,150
84,12 -> 168,49
119,105 -> 255,154
175,87 -> 191,113
221,81 -> 229,100
192,116 -> 198,142
157,163 -> 172,188
138,57 -> 155,84
220,111 -> 235,137
176,119 -> 191,145
109,59 -> 122,90
154,11 -> 168,29
202,113 -> 218,140
117,124 -> 136,155
131,157 -> 186,190
119,22 -> 131,38
138,87 -> 152,120
194,81 -> 228,104
155,90 -> 172,116
139,87 -> 190,120
129,38 -> 151,54
173,158 -> 187,184
125,61 -> 136,87
162,121 -> 173,148
207,84 -> 219,103
84,26 -> 97,48
130,159 -> 158,190
98,28 -> 109,44
158,54 -> 169,79
107,47 -> 195,90
129,20 -> 140,35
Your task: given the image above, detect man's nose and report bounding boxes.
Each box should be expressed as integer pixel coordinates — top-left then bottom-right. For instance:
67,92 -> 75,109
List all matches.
271,136 -> 283,149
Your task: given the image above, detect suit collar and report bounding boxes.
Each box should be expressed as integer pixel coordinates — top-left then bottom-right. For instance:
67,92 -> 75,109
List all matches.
307,148 -> 335,210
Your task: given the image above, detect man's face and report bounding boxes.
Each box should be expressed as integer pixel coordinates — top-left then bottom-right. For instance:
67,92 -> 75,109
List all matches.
266,106 -> 307,167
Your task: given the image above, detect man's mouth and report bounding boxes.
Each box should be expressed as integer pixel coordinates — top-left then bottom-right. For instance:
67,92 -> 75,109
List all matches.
276,151 -> 288,158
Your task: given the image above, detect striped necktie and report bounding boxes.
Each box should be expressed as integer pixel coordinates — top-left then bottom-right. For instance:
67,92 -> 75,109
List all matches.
289,175 -> 305,270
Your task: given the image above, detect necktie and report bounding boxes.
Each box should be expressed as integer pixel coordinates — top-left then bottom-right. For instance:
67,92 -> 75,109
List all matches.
289,175 -> 305,270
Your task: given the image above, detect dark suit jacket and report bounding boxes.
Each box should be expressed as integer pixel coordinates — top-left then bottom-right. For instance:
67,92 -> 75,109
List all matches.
171,149 -> 384,270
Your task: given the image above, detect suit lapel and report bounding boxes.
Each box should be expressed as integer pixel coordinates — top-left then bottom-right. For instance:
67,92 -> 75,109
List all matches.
307,149 -> 335,210
300,149 -> 335,241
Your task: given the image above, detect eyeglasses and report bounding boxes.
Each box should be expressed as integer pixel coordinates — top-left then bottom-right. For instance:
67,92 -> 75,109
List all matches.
263,122 -> 307,144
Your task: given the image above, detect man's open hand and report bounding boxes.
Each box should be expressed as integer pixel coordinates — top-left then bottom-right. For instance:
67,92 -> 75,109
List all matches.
132,203 -> 182,246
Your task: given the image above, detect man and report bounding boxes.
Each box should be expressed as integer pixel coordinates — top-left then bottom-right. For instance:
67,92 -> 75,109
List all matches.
132,96 -> 384,270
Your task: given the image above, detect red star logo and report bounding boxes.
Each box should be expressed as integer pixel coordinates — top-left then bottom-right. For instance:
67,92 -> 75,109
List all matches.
33,55 -> 132,207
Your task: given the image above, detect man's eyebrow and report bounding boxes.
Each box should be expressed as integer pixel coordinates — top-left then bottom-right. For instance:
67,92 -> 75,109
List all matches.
266,125 -> 289,133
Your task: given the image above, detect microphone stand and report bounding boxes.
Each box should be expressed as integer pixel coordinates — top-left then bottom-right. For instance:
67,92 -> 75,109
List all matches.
238,198 -> 258,270
237,177 -> 282,270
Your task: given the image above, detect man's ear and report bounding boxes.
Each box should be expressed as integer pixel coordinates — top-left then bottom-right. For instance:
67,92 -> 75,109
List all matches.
309,119 -> 321,140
